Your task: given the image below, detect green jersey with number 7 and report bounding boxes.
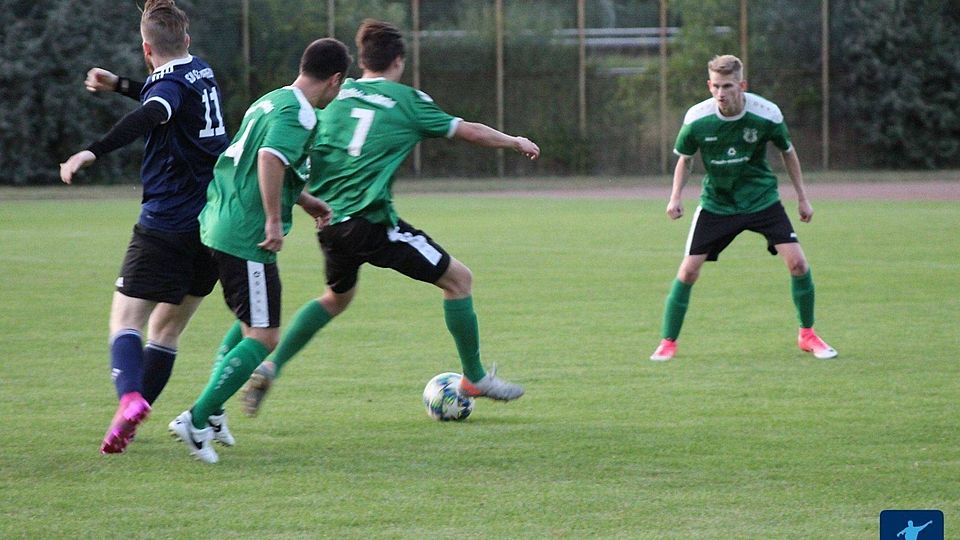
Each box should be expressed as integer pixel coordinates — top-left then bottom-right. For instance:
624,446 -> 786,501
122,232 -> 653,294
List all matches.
305,77 -> 461,226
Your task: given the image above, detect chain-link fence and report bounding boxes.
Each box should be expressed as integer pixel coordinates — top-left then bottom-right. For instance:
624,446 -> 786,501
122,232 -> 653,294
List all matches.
5,0 -> 959,184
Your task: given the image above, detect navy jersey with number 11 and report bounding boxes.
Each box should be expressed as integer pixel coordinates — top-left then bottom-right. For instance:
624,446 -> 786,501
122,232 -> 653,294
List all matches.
139,55 -> 229,232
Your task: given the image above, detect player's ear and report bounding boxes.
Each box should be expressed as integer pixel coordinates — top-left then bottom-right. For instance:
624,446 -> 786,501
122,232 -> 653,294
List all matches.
184,33 -> 191,50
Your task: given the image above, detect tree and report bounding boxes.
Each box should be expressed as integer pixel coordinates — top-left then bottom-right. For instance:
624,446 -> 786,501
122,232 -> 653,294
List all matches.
835,0 -> 960,168
0,0 -> 143,185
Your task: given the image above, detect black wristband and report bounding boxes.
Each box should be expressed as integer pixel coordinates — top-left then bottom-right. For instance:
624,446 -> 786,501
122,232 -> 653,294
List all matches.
115,77 -> 144,101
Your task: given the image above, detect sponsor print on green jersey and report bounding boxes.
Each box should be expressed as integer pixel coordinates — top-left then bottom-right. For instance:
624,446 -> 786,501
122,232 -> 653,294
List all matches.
675,92 -> 792,215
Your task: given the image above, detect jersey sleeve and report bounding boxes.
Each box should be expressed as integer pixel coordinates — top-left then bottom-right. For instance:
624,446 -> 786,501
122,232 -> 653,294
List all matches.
769,119 -> 792,152
674,122 -> 698,157
410,89 -> 460,139
260,106 -> 314,166
141,80 -> 183,123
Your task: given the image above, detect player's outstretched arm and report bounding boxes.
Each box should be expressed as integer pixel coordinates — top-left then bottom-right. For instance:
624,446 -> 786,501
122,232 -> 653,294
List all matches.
781,148 -> 813,223
85,68 -> 143,100
453,121 -> 540,160
59,102 -> 168,184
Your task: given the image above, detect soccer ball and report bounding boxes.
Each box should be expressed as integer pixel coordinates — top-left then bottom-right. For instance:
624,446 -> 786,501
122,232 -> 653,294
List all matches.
422,372 -> 474,421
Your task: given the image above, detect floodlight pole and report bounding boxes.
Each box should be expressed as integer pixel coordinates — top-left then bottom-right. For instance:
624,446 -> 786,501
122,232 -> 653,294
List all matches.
495,0 -> 505,177
659,0 -> 669,174
739,0 -> 748,78
577,0 -> 586,139
412,0 -> 422,176
241,0 -> 251,104
327,0 -> 335,37
821,0 -> 830,169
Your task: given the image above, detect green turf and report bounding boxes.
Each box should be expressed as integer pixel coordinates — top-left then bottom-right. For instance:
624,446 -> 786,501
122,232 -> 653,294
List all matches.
1,194 -> 957,539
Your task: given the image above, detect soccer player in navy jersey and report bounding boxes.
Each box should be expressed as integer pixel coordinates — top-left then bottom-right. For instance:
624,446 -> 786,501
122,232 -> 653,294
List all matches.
59,0 -> 231,454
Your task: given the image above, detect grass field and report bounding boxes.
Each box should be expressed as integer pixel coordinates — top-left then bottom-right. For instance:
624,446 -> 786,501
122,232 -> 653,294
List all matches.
1,188 -> 958,538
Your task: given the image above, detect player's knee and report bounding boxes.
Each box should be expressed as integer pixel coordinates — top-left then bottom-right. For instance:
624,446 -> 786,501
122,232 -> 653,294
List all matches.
440,262 -> 472,297
320,290 -> 353,317
677,267 -> 699,284
788,259 -> 809,276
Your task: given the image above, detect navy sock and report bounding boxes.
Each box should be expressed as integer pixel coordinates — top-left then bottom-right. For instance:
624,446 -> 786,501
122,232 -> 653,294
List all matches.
142,341 -> 177,405
110,330 -> 144,398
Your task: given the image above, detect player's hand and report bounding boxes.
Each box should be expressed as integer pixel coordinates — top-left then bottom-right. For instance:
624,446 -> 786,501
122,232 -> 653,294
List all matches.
666,198 -> 684,220
514,137 -> 540,160
59,150 -> 97,184
85,68 -> 119,93
258,220 -> 284,252
300,198 -> 333,230
798,199 -> 814,223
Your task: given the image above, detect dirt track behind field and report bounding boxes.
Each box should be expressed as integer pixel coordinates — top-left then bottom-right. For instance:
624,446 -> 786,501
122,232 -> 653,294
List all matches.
2,179 -> 959,202
454,180 -> 960,201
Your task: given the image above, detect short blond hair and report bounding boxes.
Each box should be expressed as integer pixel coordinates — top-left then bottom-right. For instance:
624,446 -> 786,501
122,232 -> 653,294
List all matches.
708,55 -> 743,79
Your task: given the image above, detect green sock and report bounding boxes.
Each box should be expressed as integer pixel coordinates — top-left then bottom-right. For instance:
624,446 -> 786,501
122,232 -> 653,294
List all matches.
791,269 -> 815,328
272,300 -> 333,376
444,296 -> 485,382
214,321 -> 243,364
661,279 -> 693,340
191,337 -> 269,428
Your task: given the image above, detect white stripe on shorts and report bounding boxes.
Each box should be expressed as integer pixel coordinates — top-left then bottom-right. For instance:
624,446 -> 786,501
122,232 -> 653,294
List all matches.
683,206 -> 703,256
246,261 -> 270,328
386,227 -> 442,266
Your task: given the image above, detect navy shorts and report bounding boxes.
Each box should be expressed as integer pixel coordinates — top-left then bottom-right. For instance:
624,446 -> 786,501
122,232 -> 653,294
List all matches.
318,217 -> 452,294
116,224 -> 219,304
685,201 -> 798,261
211,249 -> 282,328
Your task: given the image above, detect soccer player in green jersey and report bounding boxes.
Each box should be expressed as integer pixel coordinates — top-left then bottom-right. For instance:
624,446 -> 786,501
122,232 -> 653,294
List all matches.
168,38 -> 351,463
649,54 -> 837,362
239,19 -> 540,415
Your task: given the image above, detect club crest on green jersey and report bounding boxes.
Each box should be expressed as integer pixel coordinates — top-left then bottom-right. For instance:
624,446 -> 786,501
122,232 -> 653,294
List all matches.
743,128 -> 758,143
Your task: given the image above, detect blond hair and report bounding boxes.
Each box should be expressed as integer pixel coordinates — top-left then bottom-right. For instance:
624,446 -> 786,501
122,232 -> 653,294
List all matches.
141,0 -> 189,57
708,55 -> 743,80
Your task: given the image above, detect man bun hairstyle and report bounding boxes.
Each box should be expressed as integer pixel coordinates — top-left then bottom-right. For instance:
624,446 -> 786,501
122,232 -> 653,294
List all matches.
141,0 -> 189,57
300,38 -> 351,80
355,19 -> 405,72
708,54 -> 743,80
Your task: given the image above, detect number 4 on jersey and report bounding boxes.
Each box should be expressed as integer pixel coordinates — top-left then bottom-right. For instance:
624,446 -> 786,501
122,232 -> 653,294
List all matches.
348,108 -> 375,157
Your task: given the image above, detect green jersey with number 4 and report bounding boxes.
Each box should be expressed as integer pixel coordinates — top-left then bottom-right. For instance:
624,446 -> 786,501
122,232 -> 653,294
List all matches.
200,86 -> 317,263
675,92 -> 792,215
306,77 -> 461,226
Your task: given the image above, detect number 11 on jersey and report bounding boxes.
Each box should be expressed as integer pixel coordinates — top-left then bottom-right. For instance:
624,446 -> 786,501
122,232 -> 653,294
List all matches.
347,108 -> 375,157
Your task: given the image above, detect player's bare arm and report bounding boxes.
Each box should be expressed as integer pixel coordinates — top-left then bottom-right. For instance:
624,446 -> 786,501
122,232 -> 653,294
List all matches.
781,148 -> 813,223
297,191 -> 333,229
256,150 -> 287,252
453,121 -> 540,160
667,155 -> 693,219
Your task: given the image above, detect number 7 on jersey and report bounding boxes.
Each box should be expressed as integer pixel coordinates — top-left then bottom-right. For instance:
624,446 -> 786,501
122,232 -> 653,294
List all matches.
347,108 -> 375,157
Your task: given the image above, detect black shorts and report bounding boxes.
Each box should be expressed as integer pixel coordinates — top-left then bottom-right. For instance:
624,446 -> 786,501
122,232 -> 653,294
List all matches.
211,249 -> 282,328
318,217 -> 452,294
685,201 -> 798,261
116,224 -> 219,304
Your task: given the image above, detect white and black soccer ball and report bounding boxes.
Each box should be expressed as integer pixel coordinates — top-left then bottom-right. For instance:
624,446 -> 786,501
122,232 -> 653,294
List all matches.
422,372 -> 474,421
